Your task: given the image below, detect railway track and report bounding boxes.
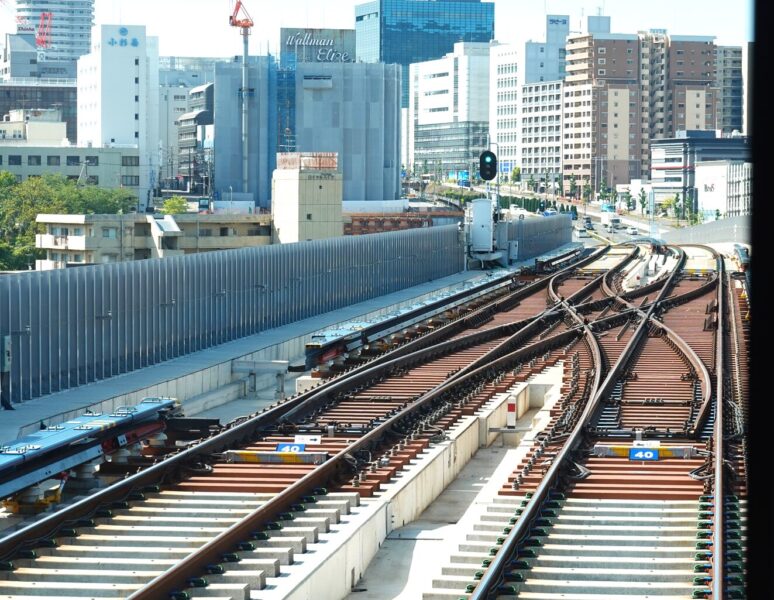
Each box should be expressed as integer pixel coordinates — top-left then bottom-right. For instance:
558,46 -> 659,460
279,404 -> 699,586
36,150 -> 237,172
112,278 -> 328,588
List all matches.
459,244 -> 748,600
0,243 -> 748,600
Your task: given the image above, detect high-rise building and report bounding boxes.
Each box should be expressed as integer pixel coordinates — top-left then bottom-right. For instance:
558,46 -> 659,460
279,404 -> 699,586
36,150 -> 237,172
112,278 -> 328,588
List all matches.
524,15 -> 570,84
408,42 -> 490,178
16,0 -> 94,63
355,0 -> 494,107
77,25 -> 160,210
715,46 -> 744,135
489,43 -> 520,179
520,80 -> 563,191
562,20 -> 717,196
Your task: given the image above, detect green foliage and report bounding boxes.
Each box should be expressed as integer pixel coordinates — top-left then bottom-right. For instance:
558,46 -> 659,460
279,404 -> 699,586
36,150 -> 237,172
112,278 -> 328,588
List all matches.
568,174 -> 577,199
638,189 -> 648,214
582,181 -> 592,202
0,172 -> 138,271
510,167 -> 521,183
160,196 -> 190,215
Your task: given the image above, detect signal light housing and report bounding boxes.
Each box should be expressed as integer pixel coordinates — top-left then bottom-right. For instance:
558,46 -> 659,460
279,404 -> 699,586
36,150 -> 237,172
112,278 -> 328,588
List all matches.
480,151 -> 497,181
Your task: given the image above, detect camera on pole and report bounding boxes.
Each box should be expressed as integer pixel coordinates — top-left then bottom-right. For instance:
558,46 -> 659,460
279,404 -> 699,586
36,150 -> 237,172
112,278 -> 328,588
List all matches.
479,150 -> 497,181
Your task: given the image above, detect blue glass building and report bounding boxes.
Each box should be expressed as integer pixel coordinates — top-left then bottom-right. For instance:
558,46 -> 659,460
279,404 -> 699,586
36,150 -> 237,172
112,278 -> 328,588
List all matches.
355,0 -> 494,107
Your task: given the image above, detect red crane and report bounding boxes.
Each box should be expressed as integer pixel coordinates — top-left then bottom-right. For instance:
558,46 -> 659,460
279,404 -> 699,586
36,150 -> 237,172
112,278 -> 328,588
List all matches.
228,1 -> 253,30
36,11 -> 53,48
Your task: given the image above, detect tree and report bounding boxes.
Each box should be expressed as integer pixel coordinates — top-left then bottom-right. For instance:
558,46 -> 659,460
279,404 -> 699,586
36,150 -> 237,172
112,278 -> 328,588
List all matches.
510,166 -> 521,183
160,197 -> 189,215
568,174 -> 577,200
0,172 -> 137,271
527,174 -> 536,192
638,189 -> 647,215
582,180 -> 593,203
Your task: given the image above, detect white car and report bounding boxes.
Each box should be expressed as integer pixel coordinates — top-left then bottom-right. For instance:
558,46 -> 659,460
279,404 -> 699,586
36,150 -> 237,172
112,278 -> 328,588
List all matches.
626,226 -> 638,235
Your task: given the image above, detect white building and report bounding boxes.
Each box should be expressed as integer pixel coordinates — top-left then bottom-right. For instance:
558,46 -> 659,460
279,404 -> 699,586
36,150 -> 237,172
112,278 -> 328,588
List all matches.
16,0 -> 94,63
489,42 -> 519,179
694,160 -> 752,220
77,25 -> 159,210
520,80 -> 563,191
408,42 -> 490,178
271,153 -> 343,244
524,15 -> 570,84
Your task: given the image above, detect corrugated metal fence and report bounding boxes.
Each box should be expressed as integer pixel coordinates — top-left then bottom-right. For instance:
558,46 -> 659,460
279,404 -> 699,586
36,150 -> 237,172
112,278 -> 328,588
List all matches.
1,227 -> 463,405
509,215 -> 573,260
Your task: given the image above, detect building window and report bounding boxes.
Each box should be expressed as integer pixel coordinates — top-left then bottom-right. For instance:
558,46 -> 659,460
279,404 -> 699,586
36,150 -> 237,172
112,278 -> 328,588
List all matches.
73,228 -> 83,236
598,69 -> 606,75
85,156 -> 98,166
307,213 -> 312,220
121,175 -> 140,186
9,155 -> 21,166
134,77 -> 139,83
598,58 -> 606,65
47,155 -> 60,166
102,227 -> 117,239
122,155 -> 140,166
134,58 -> 139,65
27,155 -> 41,166
66,156 -> 80,166
87,176 -> 99,185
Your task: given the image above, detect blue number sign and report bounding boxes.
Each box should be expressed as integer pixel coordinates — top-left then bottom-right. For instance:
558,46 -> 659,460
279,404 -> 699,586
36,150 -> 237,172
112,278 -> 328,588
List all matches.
276,443 -> 305,453
629,448 -> 659,461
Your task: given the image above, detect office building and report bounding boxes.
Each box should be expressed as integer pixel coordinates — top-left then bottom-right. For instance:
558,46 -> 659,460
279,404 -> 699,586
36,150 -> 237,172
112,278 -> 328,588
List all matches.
355,0 -> 494,107
16,0 -> 94,63
295,61 -> 401,202
694,160 -> 752,220
77,25 -> 160,211
409,42 -> 490,178
0,78 -> 77,141
524,15 -> 570,84
0,107 -> 141,195
489,42 -> 520,179
272,152 -> 343,243
214,56 -> 400,208
649,130 -> 749,207
715,46 -> 744,135
178,83 -> 214,194
35,212 -> 272,269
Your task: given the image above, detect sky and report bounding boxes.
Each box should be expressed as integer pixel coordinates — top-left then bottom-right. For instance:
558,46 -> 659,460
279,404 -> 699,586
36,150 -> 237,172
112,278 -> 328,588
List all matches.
0,0 -> 754,58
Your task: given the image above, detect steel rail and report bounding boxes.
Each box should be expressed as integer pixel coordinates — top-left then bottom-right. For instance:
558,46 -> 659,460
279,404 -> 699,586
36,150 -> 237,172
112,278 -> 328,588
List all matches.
0,253 -> 593,561
128,327 -> 585,599
471,245 -> 687,598
712,255 -> 726,600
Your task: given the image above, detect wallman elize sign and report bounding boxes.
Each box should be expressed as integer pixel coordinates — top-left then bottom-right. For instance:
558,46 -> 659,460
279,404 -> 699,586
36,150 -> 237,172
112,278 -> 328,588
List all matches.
280,28 -> 356,63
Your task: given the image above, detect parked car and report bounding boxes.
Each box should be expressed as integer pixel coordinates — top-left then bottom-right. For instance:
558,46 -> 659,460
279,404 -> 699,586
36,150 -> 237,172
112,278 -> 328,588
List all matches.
626,226 -> 638,235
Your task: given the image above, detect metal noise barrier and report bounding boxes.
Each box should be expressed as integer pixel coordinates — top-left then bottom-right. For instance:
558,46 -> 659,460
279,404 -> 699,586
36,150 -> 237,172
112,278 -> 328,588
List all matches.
0,227 -> 463,405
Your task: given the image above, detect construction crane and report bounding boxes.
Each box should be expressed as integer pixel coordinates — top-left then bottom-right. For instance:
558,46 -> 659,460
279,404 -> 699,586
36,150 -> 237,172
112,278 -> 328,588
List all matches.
229,1 -> 253,196
36,11 -> 53,48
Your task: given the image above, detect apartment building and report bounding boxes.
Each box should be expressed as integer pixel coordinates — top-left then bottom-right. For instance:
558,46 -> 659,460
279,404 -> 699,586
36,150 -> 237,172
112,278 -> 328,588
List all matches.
35,212 -> 272,269
520,80 -> 563,190
563,24 -> 717,196
489,43 -> 520,179
715,46 -> 744,135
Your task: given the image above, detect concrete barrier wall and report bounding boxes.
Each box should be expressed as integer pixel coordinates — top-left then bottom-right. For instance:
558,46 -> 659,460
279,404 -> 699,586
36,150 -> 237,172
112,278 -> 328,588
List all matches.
661,215 -> 751,245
